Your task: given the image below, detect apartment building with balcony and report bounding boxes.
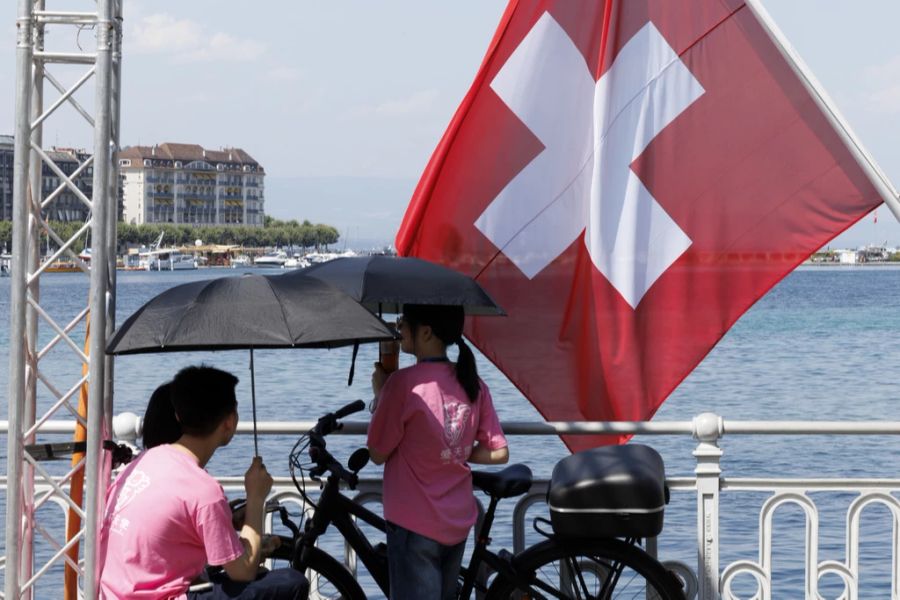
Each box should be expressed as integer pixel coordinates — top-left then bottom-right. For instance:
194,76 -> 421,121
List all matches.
44,147 -> 95,222
0,136 -> 97,223
119,142 -> 265,226
0,135 -> 12,221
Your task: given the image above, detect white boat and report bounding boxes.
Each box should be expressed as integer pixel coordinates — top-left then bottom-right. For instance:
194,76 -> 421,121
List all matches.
146,249 -> 198,271
254,251 -> 288,268
122,251 -> 144,270
304,249 -> 357,265
283,255 -> 310,269
231,255 -> 252,268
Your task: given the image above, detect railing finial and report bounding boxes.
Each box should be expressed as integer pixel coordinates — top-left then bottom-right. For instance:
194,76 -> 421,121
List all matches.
112,411 -> 140,443
693,412 -> 724,443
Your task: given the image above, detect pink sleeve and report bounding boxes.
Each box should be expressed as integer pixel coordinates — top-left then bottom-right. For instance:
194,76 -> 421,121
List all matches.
196,499 -> 244,566
476,383 -> 507,450
367,373 -> 406,457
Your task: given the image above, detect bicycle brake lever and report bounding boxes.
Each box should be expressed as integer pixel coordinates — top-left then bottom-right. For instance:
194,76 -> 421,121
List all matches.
277,506 -> 301,538
318,413 -> 338,436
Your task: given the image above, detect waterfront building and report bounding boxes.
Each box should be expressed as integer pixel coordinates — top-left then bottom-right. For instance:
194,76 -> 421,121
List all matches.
118,143 -> 265,226
44,147 -> 95,222
0,136 -> 99,223
0,135 -> 11,221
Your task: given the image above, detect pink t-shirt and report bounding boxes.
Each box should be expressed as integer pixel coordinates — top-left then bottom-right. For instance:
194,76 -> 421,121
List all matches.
98,444 -> 244,600
367,362 -> 507,545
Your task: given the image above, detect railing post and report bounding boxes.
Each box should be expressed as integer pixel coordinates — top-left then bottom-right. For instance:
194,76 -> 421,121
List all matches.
693,412 -> 724,600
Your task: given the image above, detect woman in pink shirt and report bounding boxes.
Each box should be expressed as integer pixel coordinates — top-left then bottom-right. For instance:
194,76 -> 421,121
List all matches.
368,304 -> 509,600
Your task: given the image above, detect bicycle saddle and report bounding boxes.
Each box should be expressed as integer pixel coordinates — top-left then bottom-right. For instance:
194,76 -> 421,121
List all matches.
472,464 -> 533,499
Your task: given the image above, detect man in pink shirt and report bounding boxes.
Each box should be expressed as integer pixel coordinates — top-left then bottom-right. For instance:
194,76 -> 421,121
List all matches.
99,366 -> 308,599
368,305 -> 509,600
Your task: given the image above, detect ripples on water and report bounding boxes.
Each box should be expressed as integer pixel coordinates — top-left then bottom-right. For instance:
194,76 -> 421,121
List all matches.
2,266 -> 900,597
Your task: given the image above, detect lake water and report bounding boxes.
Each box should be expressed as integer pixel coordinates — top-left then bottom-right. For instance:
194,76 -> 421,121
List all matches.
2,266 -> 899,597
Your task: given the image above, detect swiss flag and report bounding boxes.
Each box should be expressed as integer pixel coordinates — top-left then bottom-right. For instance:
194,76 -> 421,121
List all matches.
396,0 -> 889,450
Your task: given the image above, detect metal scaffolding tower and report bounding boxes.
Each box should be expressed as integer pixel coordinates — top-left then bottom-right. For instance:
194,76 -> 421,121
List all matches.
5,0 -> 121,597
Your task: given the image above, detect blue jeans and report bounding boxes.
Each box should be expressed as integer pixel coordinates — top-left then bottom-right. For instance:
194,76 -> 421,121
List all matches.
187,567 -> 308,600
386,522 -> 466,600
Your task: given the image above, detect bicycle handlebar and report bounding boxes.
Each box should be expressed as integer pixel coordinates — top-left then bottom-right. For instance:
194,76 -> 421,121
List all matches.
312,399 -> 366,437
334,399 -> 366,420
306,400 -> 367,488
309,446 -> 358,488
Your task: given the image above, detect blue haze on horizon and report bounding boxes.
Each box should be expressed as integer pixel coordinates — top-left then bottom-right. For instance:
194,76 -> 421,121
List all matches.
0,1 -> 897,249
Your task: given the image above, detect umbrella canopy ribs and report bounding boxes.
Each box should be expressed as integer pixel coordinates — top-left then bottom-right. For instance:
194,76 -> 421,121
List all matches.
107,273 -> 396,354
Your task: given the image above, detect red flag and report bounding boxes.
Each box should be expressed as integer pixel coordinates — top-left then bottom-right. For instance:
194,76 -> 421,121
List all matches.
396,0 -> 890,450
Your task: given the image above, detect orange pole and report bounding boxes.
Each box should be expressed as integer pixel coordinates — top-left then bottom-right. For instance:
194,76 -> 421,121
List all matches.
64,316 -> 90,600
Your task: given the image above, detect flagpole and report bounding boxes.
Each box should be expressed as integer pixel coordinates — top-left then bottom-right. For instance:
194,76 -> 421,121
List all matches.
745,0 -> 900,220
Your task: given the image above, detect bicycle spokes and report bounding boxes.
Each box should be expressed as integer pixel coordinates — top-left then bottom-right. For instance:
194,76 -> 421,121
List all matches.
306,568 -> 345,600
528,554 -> 665,599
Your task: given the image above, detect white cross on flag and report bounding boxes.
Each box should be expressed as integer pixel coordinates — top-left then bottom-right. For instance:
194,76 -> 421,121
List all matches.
397,0 -> 892,449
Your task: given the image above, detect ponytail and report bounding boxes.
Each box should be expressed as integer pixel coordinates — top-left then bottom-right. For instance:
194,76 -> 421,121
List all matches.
402,304 -> 481,403
455,338 -> 480,402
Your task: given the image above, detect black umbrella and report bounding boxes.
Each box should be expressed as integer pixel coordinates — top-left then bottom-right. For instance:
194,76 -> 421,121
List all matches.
286,256 -> 505,384
293,256 -> 505,316
107,273 -> 396,454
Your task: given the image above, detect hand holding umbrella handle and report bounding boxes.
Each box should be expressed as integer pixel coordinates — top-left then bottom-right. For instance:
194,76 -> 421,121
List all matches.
371,362 -> 389,397
244,456 -> 273,500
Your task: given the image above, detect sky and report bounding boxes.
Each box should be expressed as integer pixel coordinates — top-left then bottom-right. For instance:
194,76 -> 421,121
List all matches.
1,1 -> 898,248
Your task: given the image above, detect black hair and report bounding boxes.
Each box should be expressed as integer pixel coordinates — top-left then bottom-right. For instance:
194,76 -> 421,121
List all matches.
142,381 -> 181,449
171,366 -> 239,437
402,304 -> 480,402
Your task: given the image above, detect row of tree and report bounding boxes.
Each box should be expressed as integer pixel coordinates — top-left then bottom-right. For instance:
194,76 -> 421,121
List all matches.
0,218 -> 340,254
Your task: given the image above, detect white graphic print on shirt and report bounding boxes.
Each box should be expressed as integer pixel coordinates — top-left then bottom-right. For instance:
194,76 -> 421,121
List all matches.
115,469 -> 150,511
108,469 -> 151,536
442,401 -> 472,464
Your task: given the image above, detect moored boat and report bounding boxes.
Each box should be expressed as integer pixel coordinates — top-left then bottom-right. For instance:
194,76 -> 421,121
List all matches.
304,249 -> 357,265
44,260 -> 82,273
230,254 -> 251,268
146,249 -> 198,271
253,251 -> 288,268
283,255 -> 310,269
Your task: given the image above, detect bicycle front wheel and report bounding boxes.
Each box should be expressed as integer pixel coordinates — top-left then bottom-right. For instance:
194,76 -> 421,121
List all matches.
295,546 -> 367,600
485,537 -> 685,600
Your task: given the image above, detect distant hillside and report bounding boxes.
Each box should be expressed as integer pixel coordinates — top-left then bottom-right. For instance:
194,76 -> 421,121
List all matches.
264,176 -> 416,251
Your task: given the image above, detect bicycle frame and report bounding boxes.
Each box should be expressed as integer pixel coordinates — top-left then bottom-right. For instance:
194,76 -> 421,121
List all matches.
296,469 -> 546,599
297,471 -> 391,595
459,494 -> 553,599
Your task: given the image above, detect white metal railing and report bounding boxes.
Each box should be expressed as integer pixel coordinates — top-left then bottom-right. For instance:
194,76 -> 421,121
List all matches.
4,413 -> 900,599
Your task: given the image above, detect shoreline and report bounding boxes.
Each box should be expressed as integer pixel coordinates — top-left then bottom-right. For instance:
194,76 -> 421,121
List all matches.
800,261 -> 900,267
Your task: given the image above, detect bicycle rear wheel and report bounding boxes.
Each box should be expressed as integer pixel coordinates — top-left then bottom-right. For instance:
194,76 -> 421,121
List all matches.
485,537 -> 685,600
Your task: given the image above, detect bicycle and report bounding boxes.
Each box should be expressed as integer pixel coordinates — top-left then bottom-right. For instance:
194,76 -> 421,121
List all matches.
265,400 -> 686,599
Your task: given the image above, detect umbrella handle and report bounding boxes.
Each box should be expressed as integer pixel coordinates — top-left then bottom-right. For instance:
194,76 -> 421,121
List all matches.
250,348 -> 259,457
347,343 -> 359,386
